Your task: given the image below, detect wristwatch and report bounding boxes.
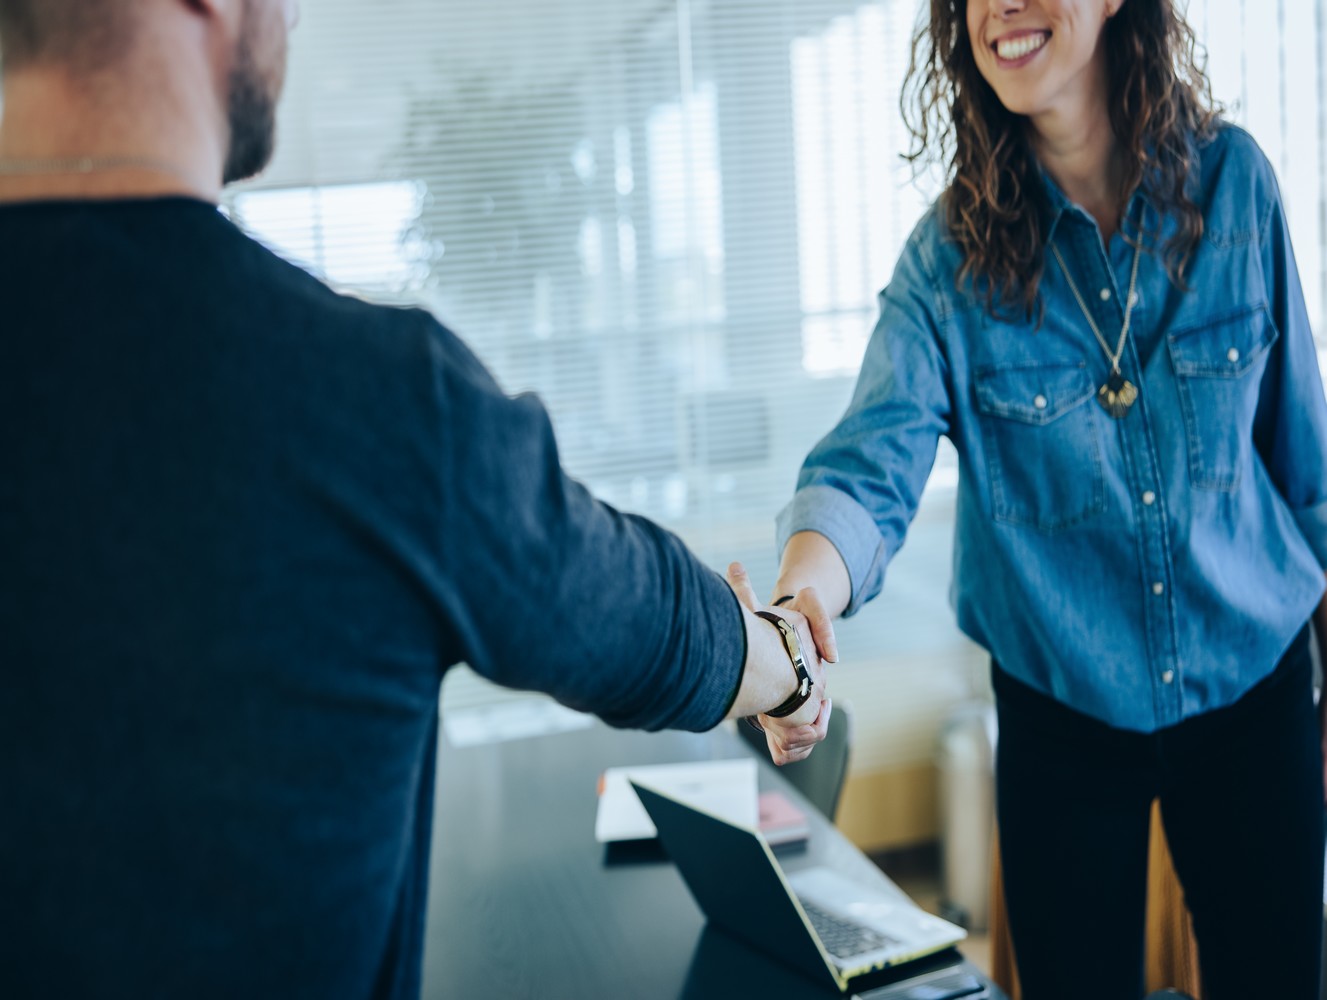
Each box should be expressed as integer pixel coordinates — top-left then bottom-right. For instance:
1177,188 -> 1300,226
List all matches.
755,609 -> 815,718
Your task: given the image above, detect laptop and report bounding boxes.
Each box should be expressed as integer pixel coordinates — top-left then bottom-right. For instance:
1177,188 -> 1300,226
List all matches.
631,779 -> 969,994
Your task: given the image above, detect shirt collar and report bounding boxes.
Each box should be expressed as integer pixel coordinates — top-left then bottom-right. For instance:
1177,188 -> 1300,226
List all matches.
1037,163 -> 1151,248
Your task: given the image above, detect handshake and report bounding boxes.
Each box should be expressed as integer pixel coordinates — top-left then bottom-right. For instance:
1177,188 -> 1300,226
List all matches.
724,561 -> 838,768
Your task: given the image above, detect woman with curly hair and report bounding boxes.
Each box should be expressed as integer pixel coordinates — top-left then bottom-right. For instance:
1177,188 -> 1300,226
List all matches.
755,0 -> 1327,995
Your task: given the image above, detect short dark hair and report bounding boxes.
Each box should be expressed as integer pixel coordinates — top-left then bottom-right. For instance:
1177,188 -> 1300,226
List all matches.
0,0 -> 129,72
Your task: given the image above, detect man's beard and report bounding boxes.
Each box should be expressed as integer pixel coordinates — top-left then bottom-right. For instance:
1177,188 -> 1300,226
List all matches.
222,4 -> 280,185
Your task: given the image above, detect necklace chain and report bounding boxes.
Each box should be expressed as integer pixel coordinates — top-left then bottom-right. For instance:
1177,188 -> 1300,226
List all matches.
1050,229 -> 1143,377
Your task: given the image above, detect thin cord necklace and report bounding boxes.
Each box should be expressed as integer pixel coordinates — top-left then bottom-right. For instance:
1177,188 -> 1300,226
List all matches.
1050,223 -> 1144,419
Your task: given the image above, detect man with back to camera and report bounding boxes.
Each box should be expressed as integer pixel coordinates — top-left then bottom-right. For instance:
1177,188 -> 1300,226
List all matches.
0,1 -> 838,996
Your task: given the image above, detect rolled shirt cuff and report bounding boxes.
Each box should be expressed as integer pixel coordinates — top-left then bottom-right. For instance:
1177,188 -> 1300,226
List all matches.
775,484 -> 887,617
1291,495 -> 1327,570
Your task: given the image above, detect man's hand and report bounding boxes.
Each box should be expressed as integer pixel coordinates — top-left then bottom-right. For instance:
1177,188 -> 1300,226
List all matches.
727,561 -> 832,765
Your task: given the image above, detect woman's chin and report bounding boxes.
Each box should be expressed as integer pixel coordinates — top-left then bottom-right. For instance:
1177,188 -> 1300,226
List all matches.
985,86 -> 1047,119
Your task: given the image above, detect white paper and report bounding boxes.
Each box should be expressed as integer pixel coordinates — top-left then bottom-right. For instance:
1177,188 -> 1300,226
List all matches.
594,758 -> 758,842
443,698 -> 594,748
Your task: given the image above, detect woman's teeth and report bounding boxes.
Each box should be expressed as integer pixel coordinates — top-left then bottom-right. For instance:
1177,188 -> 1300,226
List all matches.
996,33 -> 1048,61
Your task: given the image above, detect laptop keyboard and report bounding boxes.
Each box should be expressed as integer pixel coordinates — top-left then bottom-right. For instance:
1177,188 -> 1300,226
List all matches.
800,900 -> 901,960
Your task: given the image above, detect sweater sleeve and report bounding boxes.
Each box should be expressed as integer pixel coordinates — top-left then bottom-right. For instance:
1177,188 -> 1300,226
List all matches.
426,320 -> 745,732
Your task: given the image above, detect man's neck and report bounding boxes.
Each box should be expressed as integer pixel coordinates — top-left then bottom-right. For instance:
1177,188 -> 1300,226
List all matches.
0,66 -> 223,204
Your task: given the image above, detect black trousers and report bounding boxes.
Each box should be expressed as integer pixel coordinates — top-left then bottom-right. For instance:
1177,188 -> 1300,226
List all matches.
994,626 -> 1324,1000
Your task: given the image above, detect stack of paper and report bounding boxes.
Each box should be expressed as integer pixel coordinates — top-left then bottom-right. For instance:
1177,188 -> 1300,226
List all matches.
594,758 -> 758,843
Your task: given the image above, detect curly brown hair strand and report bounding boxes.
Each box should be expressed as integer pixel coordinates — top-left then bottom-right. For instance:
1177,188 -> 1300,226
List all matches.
903,0 -> 1219,321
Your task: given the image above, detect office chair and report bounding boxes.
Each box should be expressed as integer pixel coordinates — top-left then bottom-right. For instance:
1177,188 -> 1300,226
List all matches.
989,799 -> 1202,999
735,703 -> 851,822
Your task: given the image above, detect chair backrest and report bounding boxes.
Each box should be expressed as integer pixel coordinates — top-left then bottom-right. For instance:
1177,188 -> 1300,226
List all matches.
735,704 -> 851,822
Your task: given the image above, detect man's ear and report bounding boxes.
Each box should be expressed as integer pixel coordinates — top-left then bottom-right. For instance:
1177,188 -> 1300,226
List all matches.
178,0 -> 235,21
175,0 -> 244,44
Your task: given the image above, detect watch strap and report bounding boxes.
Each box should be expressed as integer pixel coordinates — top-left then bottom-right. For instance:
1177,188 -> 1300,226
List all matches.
754,609 -> 814,718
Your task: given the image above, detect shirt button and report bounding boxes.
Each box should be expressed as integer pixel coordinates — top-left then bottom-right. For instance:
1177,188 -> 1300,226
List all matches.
1128,291 -> 1139,307
1099,288 -> 1112,301
1227,347 -> 1240,362
1161,670 -> 1175,684
1152,582 -> 1164,596
1033,394 -> 1048,410
1142,490 -> 1156,506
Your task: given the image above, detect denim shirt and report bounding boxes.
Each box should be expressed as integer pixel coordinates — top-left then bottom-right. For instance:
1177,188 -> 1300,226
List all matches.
778,124 -> 1327,732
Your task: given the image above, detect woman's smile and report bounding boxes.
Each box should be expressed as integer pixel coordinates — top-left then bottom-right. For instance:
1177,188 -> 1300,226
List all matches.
992,29 -> 1052,67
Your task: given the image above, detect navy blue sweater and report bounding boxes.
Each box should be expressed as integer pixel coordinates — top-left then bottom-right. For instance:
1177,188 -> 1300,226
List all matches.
0,198 -> 744,998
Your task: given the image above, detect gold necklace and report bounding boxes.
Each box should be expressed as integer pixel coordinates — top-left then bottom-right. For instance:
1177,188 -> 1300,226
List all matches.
1050,229 -> 1143,419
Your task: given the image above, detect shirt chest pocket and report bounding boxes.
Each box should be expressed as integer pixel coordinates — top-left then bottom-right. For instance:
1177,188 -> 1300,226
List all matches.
1167,304 -> 1278,491
973,361 -> 1105,532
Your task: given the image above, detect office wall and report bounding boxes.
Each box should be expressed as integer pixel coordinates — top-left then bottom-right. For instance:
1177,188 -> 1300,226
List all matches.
230,0 -> 1327,851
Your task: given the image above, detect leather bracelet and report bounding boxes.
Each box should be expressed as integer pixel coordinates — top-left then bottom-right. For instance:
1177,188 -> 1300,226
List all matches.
754,609 -> 814,718
773,594 -> 795,607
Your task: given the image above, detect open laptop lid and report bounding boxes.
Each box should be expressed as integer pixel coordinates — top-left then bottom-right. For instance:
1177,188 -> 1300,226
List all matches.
631,779 -> 850,991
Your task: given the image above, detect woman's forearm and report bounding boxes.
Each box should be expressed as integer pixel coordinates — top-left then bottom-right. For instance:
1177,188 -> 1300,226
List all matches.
772,530 -> 852,620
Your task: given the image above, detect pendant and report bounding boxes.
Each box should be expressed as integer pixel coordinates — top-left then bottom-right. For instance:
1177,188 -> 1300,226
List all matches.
1097,371 -> 1138,418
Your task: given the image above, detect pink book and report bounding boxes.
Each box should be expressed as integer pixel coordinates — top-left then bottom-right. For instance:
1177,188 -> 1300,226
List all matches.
758,790 -> 810,846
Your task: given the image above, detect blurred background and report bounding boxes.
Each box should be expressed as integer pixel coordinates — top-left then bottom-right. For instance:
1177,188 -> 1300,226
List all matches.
220,0 -> 1321,853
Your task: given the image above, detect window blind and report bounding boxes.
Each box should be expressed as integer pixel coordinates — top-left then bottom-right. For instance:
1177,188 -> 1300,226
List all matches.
222,0 -> 1327,770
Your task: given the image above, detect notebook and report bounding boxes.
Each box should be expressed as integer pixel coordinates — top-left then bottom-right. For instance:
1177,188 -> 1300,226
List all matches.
758,789 -> 811,846
631,779 -> 967,993
594,758 -> 757,842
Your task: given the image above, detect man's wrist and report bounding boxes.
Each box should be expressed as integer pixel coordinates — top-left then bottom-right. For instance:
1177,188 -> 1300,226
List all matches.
754,609 -> 814,718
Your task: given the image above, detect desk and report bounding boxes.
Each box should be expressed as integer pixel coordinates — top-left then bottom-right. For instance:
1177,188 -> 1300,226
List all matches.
420,719 -> 1004,999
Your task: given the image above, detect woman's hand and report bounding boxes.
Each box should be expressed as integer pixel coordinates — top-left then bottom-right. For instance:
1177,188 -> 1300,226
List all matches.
761,695 -> 833,766
727,563 -> 838,664
773,585 -> 839,665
